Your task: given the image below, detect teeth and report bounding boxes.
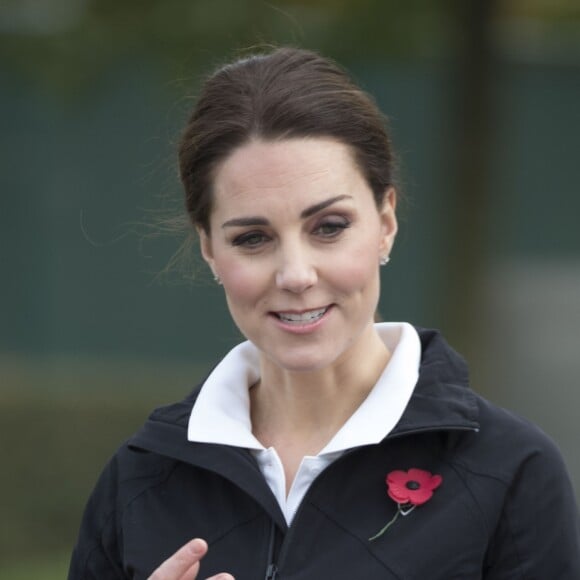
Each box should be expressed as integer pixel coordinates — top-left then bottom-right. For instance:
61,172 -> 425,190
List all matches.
278,307 -> 327,323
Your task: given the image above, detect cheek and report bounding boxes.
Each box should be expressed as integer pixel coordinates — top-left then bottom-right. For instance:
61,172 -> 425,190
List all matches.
218,256 -> 268,306
329,241 -> 381,294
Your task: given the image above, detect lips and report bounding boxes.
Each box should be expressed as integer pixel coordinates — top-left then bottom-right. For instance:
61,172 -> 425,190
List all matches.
274,306 -> 329,324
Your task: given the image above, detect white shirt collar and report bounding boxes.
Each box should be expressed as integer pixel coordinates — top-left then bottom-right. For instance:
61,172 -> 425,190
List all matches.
187,322 -> 421,455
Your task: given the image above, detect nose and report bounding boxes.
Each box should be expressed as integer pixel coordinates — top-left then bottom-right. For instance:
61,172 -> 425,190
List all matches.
275,245 -> 317,293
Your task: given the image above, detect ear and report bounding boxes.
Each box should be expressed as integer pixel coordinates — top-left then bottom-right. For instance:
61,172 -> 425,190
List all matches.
378,187 -> 398,257
196,227 -> 217,277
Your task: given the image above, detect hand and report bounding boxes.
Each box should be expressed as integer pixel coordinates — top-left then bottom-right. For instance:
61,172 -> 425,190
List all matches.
147,538 -> 234,580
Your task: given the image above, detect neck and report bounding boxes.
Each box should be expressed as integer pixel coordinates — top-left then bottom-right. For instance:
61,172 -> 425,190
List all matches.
250,325 -> 390,452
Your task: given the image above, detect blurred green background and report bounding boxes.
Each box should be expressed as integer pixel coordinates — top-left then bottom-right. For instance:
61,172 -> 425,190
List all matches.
1,1 -> 580,577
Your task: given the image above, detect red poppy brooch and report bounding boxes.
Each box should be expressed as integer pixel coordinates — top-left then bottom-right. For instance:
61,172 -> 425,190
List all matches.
369,468 -> 443,541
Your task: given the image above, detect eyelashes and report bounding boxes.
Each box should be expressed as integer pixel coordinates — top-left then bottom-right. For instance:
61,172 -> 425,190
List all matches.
230,216 -> 352,249
313,218 -> 351,238
232,231 -> 269,248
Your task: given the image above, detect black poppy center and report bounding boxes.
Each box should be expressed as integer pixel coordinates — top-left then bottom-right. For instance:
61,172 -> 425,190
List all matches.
405,480 -> 421,490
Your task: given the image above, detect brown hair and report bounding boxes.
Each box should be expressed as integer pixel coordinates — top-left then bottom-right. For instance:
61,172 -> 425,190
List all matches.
178,47 -> 397,233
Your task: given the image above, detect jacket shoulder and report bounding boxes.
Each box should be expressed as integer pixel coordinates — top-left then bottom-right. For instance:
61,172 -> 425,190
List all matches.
68,387 -> 203,580
455,393 -> 569,482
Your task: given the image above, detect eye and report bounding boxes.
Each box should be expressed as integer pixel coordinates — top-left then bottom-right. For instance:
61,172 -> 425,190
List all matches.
232,231 -> 269,248
313,217 -> 351,239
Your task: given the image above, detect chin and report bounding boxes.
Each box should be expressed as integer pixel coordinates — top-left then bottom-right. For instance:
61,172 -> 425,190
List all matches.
266,349 -> 337,374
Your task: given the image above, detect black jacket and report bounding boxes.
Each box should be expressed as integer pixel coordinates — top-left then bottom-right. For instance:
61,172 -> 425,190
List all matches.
69,329 -> 580,579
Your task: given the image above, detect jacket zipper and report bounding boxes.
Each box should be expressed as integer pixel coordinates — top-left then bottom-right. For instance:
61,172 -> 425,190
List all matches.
265,563 -> 278,579
264,519 -> 279,579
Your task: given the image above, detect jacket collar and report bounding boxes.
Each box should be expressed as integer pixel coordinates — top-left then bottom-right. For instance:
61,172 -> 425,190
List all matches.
128,395 -> 288,529
128,328 -> 479,528
391,328 -> 479,436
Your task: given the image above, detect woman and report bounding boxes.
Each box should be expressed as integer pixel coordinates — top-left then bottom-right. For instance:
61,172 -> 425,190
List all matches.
69,47 -> 580,579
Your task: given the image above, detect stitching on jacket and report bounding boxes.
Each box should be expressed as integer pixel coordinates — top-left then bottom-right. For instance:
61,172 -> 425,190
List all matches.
449,457 -> 514,486
80,509 -> 123,579
485,498 -> 526,579
122,458 -> 180,510
485,452 -> 542,579
308,501 -> 406,579
121,459 -> 266,550
445,457 -> 529,577
445,460 -> 499,536
205,511 -> 266,545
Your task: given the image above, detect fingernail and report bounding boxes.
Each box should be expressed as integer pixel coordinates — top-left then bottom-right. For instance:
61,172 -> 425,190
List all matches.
190,538 -> 206,555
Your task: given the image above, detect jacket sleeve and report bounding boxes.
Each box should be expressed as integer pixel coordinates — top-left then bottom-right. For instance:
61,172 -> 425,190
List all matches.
483,433 -> 580,579
68,455 -> 126,579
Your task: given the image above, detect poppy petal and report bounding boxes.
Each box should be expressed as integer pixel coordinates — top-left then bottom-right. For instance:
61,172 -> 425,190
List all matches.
386,470 -> 408,485
408,488 -> 433,505
387,481 -> 411,504
407,468 -> 431,483
429,474 -> 443,490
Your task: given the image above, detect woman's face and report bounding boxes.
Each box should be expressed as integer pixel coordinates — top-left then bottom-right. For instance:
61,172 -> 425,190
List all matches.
198,137 -> 397,373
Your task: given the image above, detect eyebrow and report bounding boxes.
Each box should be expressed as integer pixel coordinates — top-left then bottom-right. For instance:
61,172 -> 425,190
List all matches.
221,195 -> 352,228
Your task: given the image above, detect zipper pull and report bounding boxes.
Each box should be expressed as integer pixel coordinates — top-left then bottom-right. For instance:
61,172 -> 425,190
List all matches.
265,563 -> 278,579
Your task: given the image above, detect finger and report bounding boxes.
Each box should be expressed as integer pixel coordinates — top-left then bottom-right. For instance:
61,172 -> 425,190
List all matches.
148,538 -> 208,580
179,563 -> 201,580
206,575 -> 235,580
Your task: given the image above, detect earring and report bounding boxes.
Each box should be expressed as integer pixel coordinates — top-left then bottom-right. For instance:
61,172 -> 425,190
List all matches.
213,273 -> 222,285
380,256 -> 390,266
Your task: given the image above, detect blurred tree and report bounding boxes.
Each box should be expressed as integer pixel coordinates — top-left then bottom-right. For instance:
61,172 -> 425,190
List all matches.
441,0 -> 499,375
0,0 -> 454,94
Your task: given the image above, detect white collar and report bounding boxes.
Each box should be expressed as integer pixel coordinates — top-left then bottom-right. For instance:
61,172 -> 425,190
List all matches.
187,322 -> 421,455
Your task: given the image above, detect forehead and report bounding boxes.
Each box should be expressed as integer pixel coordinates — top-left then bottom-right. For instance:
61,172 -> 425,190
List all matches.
211,137 -> 367,215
